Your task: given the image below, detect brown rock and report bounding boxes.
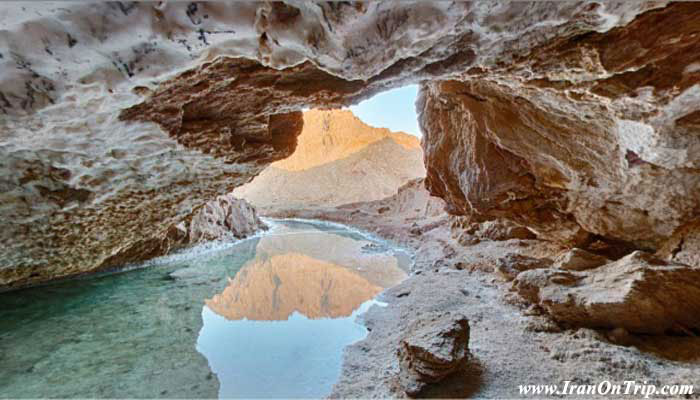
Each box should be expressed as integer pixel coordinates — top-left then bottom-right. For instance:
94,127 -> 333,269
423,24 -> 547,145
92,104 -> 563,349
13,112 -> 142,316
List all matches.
397,311 -> 470,396
553,248 -> 610,271
420,4 -> 700,249
495,254 -> 553,281
513,251 -> 700,335
476,220 -> 536,241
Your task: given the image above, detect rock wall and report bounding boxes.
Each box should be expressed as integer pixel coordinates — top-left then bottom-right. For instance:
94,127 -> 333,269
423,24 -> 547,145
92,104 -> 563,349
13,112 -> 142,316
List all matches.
96,194 -> 267,274
419,3 -> 700,250
2,2 -> 698,287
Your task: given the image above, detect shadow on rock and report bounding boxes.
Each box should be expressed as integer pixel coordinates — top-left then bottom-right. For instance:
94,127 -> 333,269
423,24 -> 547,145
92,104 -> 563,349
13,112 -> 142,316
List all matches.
416,356 -> 485,399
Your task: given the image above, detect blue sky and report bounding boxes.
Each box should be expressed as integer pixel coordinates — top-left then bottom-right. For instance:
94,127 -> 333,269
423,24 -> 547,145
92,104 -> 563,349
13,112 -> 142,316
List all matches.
347,85 -> 421,137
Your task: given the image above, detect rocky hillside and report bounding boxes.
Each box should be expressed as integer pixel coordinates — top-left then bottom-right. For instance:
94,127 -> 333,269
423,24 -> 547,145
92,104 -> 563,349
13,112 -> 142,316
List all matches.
233,109 -> 425,209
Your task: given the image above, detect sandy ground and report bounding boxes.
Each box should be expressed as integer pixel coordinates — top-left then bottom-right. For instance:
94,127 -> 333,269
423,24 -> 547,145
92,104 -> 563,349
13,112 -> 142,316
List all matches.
267,206 -> 700,399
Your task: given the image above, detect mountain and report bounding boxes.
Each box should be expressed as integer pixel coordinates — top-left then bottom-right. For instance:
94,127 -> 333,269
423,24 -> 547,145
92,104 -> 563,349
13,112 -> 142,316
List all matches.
233,109 -> 425,210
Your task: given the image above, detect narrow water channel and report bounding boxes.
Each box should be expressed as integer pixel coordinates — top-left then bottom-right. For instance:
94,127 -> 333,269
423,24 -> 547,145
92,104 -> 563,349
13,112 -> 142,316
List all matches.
0,219 -> 410,398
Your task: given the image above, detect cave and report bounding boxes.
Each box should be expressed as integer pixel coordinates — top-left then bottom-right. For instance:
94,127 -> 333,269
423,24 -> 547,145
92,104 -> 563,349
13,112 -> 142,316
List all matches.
2,2 -> 700,398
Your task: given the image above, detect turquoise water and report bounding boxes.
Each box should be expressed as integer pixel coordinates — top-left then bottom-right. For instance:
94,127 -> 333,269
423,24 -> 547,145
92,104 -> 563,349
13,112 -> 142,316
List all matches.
0,219 -> 409,398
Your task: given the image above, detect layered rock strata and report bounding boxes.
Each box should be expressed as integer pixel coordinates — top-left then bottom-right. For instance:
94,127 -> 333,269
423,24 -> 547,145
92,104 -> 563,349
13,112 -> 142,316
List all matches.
513,251 -> 700,335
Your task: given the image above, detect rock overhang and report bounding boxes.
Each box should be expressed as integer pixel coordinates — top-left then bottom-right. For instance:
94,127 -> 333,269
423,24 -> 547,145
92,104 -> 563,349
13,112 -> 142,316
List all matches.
2,1 -> 700,288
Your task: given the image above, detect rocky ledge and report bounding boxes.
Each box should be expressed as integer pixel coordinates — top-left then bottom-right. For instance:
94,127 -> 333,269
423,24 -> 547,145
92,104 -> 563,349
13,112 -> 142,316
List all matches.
513,251 -> 700,335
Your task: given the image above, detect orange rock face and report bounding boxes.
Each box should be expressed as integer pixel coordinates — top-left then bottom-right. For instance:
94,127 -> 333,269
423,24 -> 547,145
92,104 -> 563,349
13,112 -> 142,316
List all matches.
207,253 -> 383,321
234,109 -> 425,208
273,109 -> 420,172
205,226 -> 407,321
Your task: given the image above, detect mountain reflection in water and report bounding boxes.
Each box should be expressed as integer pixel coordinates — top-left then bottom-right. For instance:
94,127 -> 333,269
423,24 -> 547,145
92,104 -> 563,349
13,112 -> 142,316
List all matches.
205,224 -> 407,321
0,219 -> 409,399
196,220 -> 409,398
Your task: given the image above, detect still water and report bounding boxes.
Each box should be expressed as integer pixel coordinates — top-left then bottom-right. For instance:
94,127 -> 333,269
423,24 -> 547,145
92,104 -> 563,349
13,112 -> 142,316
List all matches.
0,219 -> 410,398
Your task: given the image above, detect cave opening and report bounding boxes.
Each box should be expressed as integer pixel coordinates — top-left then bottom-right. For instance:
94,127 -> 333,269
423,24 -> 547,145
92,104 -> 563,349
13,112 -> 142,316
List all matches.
3,2 -> 700,398
232,84 -> 428,217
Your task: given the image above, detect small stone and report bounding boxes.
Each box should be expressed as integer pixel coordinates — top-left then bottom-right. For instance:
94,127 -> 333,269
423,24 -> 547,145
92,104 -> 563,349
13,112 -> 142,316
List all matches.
397,311 -> 470,396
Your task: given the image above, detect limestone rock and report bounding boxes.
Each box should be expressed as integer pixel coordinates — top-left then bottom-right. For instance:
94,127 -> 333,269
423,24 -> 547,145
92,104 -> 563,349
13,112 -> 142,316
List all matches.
105,195 -> 267,267
188,194 -> 267,244
420,3 -> 700,249
512,251 -> 700,335
397,311 -> 470,396
477,220 -> 536,241
495,254 -> 553,281
553,248 -> 610,271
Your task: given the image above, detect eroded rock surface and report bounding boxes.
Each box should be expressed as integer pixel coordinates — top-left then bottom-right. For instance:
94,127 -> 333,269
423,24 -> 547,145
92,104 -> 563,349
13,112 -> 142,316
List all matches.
553,248 -> 610,271
513,251 -> 700,335
495,254 -> 553,282
1,2 -> 699,293
657,219 -> 700,268
419,3 -> 700,249
397,311 -> 470,396
187,194 -> 267,244
101,194 -> 267,270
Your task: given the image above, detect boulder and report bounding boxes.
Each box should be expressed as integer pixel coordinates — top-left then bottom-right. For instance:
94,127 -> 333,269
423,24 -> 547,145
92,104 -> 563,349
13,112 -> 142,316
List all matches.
397,311 -> 470,396
188,194 -> 267,243
513,251 -> 700,335
420,3 -> 700,249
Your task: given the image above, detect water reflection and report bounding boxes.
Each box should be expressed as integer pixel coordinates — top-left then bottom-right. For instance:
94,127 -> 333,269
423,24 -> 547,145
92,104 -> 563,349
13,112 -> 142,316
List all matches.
206,253 -> 383,320
196,221 -> 408,398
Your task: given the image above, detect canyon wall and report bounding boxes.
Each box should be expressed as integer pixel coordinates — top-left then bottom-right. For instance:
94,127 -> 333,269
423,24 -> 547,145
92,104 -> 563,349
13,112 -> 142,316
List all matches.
2,2 -> 699,288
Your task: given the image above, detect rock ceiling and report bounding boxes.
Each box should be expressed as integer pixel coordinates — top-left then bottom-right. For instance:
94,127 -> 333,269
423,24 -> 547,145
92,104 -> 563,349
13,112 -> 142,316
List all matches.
1,2 -> 699,288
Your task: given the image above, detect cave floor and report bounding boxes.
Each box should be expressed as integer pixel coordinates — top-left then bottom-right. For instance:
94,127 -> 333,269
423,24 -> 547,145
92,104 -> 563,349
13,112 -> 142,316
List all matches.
269,207 -> 700,399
